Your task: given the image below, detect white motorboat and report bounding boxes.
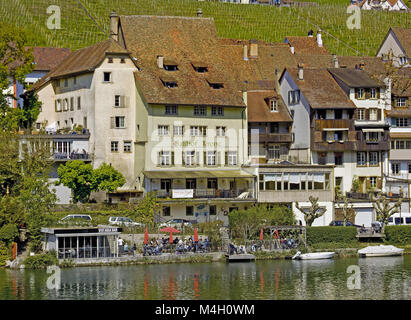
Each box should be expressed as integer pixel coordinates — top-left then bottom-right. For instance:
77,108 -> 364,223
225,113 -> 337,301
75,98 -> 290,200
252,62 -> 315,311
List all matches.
292,251 -> 335,260
358,245 -> 404,258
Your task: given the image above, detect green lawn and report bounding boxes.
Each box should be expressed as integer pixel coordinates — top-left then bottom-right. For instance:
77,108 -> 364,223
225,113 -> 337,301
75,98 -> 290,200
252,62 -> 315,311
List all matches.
1,0 -> 410,56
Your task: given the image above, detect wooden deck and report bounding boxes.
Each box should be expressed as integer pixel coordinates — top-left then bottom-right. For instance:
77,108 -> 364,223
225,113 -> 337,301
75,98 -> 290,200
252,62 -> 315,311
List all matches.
226,254 -> 256,262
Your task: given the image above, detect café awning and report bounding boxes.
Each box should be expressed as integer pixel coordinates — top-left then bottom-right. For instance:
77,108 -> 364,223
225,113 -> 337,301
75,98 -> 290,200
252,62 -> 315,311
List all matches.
362,128 -> 384,132
143,169 -> 255,179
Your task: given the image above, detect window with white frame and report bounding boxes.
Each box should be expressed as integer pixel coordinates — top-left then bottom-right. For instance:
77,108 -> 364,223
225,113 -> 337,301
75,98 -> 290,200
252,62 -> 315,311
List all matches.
114,116 -> 125,128
370,88 -> 377,99
399,56 -> 408,66
358,109 -> 365,120
227,151 -> 237,166
367,131 -> 379,142
159,151 -> 171,166
56,99 -> 62,112
369,152 -> 379,166
288,90 -> 300,105
369,177 -> 377,188
216,126 -> 226,136
114,95 -> 121,107
356,88 -> 365,99
392,163 -> 400,175
270,100 -> 278,112
158,125 -> 169,136
190,126 -> 207,136
70,97 -> 74,111
194,106 -> 207,116
396,118 -> 409,127
103,72 -> 111,82
184,151 -> 196,166
173,125 -> 184,136
357,152 -> 367,166
396,98 -> 406,107
111,141 -> 118,152
206,151 -> 216,166
211,106 -> 223,116
77,97 -> 81,110
124,141 -> 132,152
369,109 -> 378,121
63,99 -> 68,111
165,105 -> 178,115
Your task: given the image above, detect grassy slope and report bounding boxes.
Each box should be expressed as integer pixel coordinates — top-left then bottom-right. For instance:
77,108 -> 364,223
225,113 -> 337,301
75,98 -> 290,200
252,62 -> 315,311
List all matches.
0,0 -> 410,56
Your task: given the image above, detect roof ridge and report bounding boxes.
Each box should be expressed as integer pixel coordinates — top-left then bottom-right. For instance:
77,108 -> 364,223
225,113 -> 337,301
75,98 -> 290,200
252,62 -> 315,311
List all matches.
120,15 -> 214,21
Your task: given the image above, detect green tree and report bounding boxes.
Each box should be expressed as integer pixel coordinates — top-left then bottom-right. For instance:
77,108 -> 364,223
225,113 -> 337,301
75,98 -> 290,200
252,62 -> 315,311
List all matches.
92,163 -> 125,193
19,91 -> 42,130
57,161 -> 125,203
57,160 -> 95,203
336,195 -> 355,227
372,194 -> 402,234
129,192 -> 160,225
295,196 -> 326,227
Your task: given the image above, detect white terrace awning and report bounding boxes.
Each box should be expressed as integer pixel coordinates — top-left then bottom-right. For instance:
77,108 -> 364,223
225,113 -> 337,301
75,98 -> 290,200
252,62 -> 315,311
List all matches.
322,128 -> 349,131
143,170 -> 255,179
362,128 -> 384,132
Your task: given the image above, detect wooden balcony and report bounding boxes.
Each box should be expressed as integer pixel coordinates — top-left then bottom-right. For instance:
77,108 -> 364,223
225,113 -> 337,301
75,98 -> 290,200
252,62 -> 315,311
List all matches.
312,141 -> 356,152
314,119 -> 354,131
248,133 -> 293,144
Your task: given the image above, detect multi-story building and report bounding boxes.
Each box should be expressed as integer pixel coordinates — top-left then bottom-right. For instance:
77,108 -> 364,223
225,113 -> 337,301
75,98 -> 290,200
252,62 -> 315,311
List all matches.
377,27 -> 411,67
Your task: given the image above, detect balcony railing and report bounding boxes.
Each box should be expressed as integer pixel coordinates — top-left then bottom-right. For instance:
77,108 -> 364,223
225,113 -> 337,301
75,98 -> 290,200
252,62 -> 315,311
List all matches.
53,152 -> 90,161
248,133 -> 293,143
154,189 -> 255,199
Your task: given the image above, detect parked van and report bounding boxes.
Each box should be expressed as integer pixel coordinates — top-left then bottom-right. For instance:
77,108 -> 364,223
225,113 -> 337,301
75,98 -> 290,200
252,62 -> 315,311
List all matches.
60,214 -> 92,223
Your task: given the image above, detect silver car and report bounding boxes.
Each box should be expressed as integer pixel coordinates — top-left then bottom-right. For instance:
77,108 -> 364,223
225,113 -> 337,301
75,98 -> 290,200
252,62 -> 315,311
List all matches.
108,216 -> 143,227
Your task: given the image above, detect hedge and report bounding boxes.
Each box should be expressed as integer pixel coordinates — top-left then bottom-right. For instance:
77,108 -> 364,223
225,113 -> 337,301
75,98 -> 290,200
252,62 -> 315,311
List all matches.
306,226 -> 357,245
385,226 -> 411,245
24,251 -> 58,269
0,242 -> 9,267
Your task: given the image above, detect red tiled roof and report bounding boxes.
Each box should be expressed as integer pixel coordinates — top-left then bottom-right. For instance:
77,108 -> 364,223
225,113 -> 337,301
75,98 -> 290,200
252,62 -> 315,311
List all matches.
247,90 -> 292,122
31,47 -> 71,71
285,36 -> 329,55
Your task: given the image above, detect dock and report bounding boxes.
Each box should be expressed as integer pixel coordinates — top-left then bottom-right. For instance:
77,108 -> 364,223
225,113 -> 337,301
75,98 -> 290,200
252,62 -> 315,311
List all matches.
226,254 -> 256,262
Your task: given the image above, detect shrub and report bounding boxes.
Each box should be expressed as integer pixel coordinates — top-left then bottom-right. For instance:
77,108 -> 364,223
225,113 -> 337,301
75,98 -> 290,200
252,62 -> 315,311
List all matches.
24,250 -> 58,269
385,226 -> 411,244
0,224 -> 19,243
0,242 -> 9,266
306,226 -> 357,245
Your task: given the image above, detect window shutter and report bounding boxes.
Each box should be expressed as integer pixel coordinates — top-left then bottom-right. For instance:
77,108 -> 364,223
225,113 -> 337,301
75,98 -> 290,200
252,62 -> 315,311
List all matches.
377,88 -> 380,99
195,152 -> 199,165
110,117 -> 115,129
120,95 -> 125,108
216,152 -> 221,165
55,100 -> 57,112
182,152 -> 185,165
354,109 -> 358,120
377,109 -> 381,121
377,177 -> 382,189
366,178 -> 370,190
171,152 -> 174,165
204,152 -> 207,165
157,152 -> 161,166
392,118 -> 397,128
355,89 -> 359,99
225,152 -> 228,166
288,91 -> 292,104
365,89 -> 370,99
365,109 -> 370,120
356,131 -> 362,140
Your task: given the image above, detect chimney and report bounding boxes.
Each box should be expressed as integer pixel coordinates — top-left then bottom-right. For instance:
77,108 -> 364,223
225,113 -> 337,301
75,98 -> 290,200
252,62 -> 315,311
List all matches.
274,68 -> 281,93
197,8 -> 203,17
157,56 -> 164,69
332,54 -> 339,68
290,46 -> 295,54
298,63 -> 304,81
317,29 -> 323,47
110,11 -> 119,41
249,40 -> 258,59
243,44 -> 248,61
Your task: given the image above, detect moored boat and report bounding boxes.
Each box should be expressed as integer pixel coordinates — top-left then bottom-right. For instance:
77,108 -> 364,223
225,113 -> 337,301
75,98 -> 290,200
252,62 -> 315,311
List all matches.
358,245 -> 404,258
292,251 -> 335,260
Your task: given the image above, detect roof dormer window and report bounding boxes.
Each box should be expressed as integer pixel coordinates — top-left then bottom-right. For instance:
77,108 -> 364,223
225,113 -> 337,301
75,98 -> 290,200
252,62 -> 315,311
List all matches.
192,62 -> 208,73
207,80 -> 224,89
163,59 -> 178,71
270,99 -> 278,112
160,77 -> 178,88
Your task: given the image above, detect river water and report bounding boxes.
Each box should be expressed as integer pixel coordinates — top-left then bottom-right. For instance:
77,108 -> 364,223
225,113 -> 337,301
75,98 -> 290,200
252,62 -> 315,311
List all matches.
1,256 -> 410,300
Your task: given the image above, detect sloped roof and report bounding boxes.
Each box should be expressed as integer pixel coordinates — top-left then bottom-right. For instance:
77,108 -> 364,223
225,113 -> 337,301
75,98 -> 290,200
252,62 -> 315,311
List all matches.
285,36 -> 329,55
391,27 -> 411,57
31,47 -> 71,71
120,15 -> 245,107
286,68 -> 357,109
33,39 -> 129,90
328,68 -> 384,88
247,90 -> 292,122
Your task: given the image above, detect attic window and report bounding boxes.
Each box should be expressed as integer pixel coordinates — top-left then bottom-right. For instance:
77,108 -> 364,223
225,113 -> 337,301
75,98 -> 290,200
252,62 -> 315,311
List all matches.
163,60 -> 178,71
207,80 -> 224,90
108,57 -> 113,63
161,78 -> 178,88
192,62 -> 208,73
120,58 -> 126,64
270,100 -> 278,112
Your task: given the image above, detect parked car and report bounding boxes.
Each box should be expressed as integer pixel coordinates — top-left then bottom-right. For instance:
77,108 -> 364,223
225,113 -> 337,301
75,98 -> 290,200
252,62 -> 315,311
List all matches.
329,220 -> 361,228
159,219 -> 194,229
60,214 -> 92,225
108,216 -> 143,227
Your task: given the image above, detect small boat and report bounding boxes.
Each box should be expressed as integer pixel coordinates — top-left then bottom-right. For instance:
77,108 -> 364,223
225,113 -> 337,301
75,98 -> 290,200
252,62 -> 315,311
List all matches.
358,245 -> 404,258
292,251 -> 335,260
